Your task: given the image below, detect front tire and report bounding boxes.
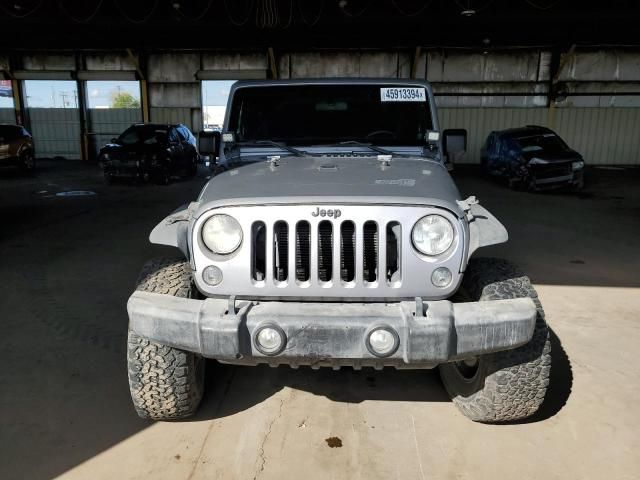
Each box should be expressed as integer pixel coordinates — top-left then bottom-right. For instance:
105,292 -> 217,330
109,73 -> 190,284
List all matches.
188,155 -> 198,177
19,150 -> 36,174
153,168 -> 170,185
439,258 -> 551,423
127,258 -> 205,420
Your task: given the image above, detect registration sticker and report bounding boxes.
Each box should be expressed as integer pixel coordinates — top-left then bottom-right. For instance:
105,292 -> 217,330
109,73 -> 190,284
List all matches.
380,87 -> 426,102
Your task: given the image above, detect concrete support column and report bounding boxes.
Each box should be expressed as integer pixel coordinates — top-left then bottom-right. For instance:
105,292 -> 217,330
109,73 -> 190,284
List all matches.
11,78 -> 23,125
140,78 -> 150,123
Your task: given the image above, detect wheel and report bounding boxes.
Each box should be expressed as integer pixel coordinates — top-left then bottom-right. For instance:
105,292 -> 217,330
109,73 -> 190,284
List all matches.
103,171 -> 114,184
188,155 -> 198,177
480,158 -> 488,176
19,150 -> 36,174
127,258 -> 205,420
439,258 -> 551,423
153,168 -> 170,185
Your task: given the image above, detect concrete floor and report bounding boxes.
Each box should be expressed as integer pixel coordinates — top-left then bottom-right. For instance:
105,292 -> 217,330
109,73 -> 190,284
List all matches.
0,161 -> 638,480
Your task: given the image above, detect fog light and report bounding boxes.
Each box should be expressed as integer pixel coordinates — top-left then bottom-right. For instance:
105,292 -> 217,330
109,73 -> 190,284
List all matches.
431,267 -> 452,288
202,265 -> 223,286
254,325 -> 286,355
366,327 -> 399,357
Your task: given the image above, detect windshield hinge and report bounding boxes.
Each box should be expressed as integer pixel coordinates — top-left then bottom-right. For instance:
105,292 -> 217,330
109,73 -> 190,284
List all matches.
456,196 -> 479,221
267,155 -> 281,167
377,154 -> 392,166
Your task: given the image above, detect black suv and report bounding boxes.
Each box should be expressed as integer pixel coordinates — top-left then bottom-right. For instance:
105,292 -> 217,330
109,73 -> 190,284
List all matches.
481,125 -> 585,191
100,123 -> 199,184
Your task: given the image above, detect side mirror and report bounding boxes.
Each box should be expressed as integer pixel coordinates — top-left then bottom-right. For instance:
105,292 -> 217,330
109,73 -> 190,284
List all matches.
199,130 -> 221,160
442,129 -> 467,171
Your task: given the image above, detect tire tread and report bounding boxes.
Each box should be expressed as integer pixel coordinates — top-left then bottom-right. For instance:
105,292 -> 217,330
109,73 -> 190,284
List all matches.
440,258 -> 551,423
127,258 -> 204,420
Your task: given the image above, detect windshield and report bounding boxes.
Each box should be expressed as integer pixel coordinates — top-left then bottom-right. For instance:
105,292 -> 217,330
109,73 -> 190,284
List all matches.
0,125 -> 25,141
228,84 -> 433,147
515,133 -> 570,154
118,125 -> 167,146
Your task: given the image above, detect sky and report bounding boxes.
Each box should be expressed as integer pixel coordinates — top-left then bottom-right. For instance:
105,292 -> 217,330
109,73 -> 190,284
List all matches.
21,80 -> 141,109
1,79 -> 236,128
3,79 -> 233,108
202,80 -> 235,107
202,80 -> 236,128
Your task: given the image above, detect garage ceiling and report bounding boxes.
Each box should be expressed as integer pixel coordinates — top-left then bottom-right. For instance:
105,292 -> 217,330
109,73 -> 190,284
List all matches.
1,0 -> 640,49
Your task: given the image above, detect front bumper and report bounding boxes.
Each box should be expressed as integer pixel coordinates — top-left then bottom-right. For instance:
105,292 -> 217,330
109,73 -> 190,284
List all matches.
530,166 -> 584,189
103,160 -> 146,177
128,291 -> 537,369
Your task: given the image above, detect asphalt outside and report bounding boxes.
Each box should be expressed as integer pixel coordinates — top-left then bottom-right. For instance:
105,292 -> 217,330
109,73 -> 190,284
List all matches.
0,160 -> 638,480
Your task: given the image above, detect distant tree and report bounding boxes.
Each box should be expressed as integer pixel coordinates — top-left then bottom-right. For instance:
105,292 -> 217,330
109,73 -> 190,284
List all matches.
111,92 -> 140,109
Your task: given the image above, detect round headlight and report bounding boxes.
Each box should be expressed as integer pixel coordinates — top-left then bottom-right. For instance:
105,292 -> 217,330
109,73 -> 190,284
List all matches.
202,214 -> 243,254
412,215 -> 455,256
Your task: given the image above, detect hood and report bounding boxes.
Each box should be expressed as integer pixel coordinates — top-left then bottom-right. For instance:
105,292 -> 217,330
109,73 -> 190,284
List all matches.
523,148 -> 581,163
197,155 -> 463,216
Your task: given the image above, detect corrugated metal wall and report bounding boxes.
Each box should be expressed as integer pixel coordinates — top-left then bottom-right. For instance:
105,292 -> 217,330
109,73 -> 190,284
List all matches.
438,107 -> 640,165
0,108 -> 14,123
553,108 -> 640,165
20,108 -> 141,160
88,108 -> 141,157
150,107 -> 197,131
26,108 -> 81,159
438,108 -> 546,164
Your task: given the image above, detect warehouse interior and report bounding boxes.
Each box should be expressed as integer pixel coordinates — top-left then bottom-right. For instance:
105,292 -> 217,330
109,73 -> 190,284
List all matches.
2,48 -> 640,164
1,1 -> 639,479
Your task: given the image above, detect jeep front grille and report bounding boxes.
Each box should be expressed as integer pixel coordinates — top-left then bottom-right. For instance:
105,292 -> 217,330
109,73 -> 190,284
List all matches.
193,205 -> 465,300
250,218 -> 400,286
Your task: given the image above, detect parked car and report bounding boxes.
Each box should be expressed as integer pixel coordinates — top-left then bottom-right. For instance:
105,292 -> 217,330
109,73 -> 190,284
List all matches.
125,79 -> 551,424
0,124 -> 35,173
99,123 -> 199,184
481,125 -> 585,191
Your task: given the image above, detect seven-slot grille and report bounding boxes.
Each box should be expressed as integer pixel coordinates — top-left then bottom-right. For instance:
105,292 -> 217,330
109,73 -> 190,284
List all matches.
251,219 -> 402,287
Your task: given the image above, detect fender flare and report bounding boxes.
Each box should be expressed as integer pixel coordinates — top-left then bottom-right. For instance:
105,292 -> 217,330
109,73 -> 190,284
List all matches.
467,203 -> 508,258
149,202 -> 200,258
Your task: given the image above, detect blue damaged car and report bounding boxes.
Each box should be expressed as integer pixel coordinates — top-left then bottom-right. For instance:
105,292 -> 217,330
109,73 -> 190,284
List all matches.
481,125 -> 585,191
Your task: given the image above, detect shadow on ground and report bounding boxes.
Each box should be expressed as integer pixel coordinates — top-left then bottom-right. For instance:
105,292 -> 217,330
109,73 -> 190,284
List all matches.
453,165 -> 640,288
191,325 -> 572,424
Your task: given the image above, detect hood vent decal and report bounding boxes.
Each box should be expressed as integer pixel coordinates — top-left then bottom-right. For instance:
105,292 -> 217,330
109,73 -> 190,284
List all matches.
318,164 -> 338,171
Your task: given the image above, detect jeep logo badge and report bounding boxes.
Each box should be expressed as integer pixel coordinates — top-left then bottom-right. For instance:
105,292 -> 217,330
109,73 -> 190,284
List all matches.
311,207 -> 341,219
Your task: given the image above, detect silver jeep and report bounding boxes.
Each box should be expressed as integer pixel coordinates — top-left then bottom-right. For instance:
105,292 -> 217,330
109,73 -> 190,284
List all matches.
126,79 -> 551,423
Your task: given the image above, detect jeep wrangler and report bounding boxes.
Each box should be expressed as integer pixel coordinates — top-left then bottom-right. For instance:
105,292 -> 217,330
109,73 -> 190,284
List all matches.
127,79 -> 550,423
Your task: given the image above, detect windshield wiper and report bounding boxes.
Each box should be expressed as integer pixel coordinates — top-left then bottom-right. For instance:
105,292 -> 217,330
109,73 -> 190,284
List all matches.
337,140 -> 394,156
236,140 -> 308,157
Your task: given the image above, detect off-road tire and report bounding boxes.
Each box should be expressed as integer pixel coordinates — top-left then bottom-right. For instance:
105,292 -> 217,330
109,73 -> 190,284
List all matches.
127,258 -> 205,420
439,258 -> 551,423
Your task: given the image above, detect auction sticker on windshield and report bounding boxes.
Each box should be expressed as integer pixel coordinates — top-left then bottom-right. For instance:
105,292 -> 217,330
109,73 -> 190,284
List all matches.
380,87 -> 426,102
